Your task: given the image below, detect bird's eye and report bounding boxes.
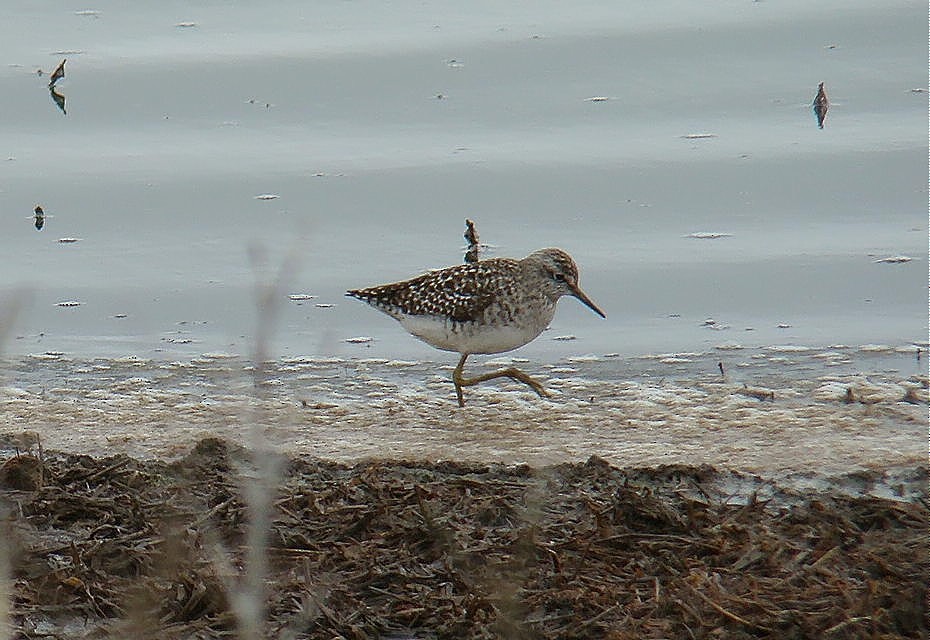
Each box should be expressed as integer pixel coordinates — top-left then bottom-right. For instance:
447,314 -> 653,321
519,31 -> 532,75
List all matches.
552,272 -> 566,282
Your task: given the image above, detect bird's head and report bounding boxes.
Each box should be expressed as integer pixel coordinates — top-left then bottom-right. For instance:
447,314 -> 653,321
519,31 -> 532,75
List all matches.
527,248 -> 605,318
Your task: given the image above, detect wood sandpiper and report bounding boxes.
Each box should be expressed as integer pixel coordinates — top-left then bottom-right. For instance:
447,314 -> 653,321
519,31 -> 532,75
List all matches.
347,248 -> 605,406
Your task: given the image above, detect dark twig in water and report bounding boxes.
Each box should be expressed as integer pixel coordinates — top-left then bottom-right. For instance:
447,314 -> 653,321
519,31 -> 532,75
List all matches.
812,81 -> 829,129
464,218 -> 479,263
48,59 -> 66,87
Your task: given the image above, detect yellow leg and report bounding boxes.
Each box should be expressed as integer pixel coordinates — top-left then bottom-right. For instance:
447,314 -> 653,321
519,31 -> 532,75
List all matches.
452,353 -> 550,407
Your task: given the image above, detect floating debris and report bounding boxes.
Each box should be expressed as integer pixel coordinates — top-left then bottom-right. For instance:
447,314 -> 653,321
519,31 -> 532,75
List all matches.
254,193 -> 280,200
702,319 -> 730,331
584,96 -> 610,102
777,323 -> 792,329
858,344 -> 894,353
47,59 -> 66,87
736,385 -> 775,401
686,232 -> 732,239
873,256 -> 912,264
33,205 -> 44,231
812,81 -> 829,129
552,335 -> 577,341
445,59 -> 464,68
74,9 -> 101,16
175,21 -> 198,28
55,300 -> 82,307
287,294 -> 316,301
57,237 -> 80,243
909,88 -> 927,93
26,352 -> 65,360
642,351 -> 704,361
384,359 -> 418,367
315,303 -> 336,308
681,133 -> 717,139
113,314 -> 128,319
345,336 -> 374,344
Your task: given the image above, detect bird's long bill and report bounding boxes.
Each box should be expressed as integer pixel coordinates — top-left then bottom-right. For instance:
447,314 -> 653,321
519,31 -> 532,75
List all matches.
570,283 -> 606,318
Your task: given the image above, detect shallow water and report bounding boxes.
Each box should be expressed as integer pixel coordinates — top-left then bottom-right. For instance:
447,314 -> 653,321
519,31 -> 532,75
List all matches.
1,346 -> 925,478
0,0 -> 926,361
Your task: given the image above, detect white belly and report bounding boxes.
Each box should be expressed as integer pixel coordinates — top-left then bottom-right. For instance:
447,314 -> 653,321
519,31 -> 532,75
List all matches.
399,314 -> 546,355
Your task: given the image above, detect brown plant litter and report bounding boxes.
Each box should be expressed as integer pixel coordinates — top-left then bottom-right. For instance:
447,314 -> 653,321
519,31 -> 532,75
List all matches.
2,438 -> 926,639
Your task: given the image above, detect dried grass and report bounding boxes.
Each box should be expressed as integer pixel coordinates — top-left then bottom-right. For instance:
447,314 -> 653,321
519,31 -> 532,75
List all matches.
2,439 -> 926,639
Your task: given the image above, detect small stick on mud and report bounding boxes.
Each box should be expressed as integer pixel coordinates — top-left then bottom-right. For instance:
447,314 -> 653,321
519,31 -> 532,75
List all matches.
684,582 -> 772,631
464,219 -> 479,263
69,457 -> 132,483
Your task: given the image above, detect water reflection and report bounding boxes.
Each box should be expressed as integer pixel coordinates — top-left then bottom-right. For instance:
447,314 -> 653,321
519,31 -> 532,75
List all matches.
812,82 -> 829,129
49,85 -> 66,115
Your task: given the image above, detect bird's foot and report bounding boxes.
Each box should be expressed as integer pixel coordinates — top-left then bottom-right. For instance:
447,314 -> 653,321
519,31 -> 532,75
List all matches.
452,366 -> 550,407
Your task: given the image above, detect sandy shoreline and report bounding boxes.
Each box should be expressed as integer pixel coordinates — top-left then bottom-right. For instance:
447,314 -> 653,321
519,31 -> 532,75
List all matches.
2,347 -> 925,478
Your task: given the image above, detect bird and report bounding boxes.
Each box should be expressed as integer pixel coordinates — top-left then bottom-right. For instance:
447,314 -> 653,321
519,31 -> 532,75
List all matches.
33,205 -> 45,231
347,248 -> 605,406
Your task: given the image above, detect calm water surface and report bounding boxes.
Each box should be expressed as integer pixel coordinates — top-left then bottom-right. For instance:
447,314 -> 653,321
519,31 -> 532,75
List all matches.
0,1 -> 926,468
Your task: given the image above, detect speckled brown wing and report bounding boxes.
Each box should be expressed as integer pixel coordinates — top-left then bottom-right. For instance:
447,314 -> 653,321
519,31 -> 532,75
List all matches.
347,258 -> 519,323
